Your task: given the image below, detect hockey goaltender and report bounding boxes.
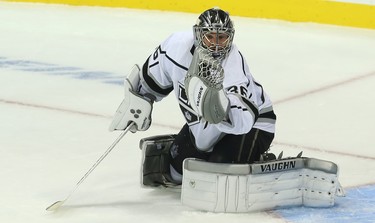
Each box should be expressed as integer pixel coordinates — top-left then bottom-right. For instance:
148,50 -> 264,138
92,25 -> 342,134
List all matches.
109,7 -> 345,212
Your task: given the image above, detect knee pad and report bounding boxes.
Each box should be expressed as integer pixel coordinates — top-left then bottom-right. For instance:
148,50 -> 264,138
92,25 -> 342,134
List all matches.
140,134 -> 180,187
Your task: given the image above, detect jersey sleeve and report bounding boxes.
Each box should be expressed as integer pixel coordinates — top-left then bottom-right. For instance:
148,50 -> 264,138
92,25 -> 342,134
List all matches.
138,32 -> 192,102
213,49 -> 276,135
138,48 -> 174,101
216,79 -> 276,135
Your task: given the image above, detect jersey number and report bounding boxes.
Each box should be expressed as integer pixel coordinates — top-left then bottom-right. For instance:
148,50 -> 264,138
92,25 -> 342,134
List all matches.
227,85 -> 248,97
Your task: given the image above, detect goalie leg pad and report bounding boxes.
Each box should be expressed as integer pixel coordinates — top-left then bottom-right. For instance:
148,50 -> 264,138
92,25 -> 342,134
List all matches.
181,158 -> 344,212
140,135 -> 180,188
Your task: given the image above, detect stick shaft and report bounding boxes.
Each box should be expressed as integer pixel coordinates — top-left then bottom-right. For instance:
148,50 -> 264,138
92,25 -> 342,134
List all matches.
76,124 -> 133,186
46,123 -> 134,211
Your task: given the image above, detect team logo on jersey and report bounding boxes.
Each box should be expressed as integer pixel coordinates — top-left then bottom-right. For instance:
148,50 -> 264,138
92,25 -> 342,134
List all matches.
178,83 -> 199,125
178,83 -> 189,106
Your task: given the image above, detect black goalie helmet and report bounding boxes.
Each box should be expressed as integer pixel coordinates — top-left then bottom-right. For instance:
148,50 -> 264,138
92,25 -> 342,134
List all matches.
193,8 -> 235,60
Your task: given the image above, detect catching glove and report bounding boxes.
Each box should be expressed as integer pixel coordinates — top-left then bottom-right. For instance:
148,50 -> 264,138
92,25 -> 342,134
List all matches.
185,47 -> 229,124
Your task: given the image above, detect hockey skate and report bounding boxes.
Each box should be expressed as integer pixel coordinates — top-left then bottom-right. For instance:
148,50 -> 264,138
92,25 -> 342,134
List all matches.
260,151 -> 277,161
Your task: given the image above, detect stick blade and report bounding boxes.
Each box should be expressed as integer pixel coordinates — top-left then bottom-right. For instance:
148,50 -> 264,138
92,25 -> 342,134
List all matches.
46,200 -> 64,211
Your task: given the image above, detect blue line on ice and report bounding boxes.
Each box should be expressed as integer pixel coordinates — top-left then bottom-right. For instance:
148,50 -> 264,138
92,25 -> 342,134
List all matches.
0,56 -> 124,85
276,185 -> 375,223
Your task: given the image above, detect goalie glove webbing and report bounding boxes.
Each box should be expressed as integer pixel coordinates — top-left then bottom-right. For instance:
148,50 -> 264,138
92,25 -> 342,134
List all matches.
185,47 -> 229,124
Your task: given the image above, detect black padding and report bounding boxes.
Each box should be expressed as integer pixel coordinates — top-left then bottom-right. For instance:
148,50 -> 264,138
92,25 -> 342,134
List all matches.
141,135 -> 178,187
170,125 -> 275,174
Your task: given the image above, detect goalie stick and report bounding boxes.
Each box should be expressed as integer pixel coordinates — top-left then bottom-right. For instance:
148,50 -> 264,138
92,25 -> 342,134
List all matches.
45,122 -> 134,211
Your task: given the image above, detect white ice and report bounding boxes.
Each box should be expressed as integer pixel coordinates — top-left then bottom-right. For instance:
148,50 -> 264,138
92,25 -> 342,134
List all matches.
0,2 -> 375,223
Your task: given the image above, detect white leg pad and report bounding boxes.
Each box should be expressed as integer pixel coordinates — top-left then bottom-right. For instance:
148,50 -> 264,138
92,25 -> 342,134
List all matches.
181,158 -> 344,212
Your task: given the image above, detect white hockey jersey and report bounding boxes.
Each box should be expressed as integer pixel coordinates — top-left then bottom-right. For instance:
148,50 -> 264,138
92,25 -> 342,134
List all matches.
138,31 -> 276,151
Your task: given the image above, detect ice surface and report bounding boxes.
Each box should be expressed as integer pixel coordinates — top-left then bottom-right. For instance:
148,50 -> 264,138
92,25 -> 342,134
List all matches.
1,2 -> 374,222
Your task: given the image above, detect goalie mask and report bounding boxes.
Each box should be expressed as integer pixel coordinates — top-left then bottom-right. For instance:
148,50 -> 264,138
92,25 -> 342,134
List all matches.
193,8 -> 235,60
